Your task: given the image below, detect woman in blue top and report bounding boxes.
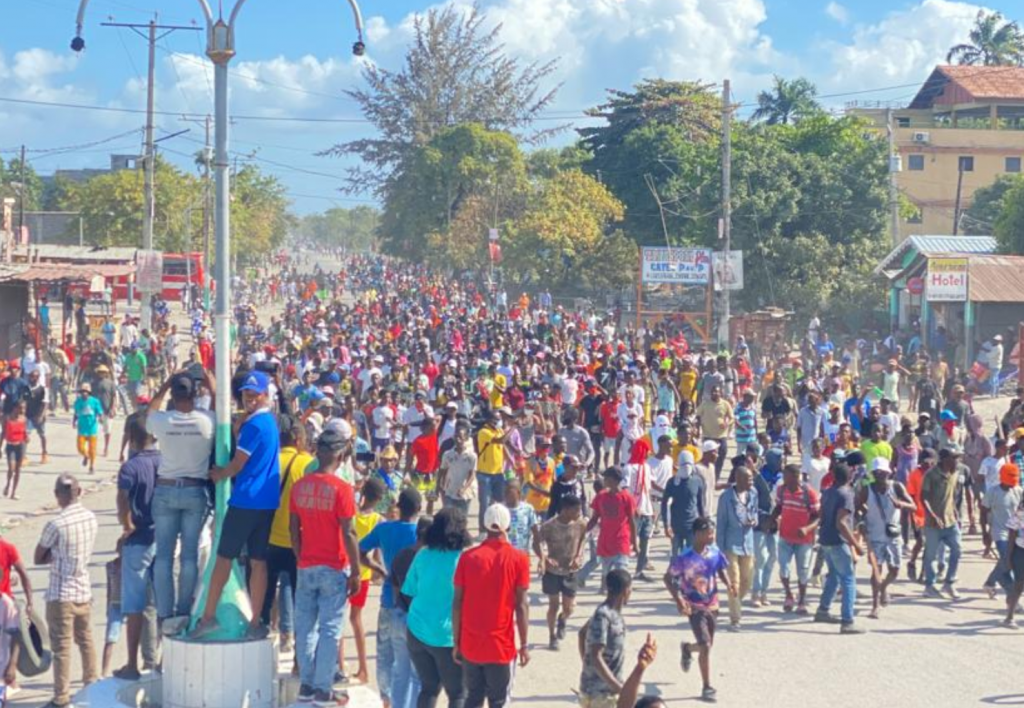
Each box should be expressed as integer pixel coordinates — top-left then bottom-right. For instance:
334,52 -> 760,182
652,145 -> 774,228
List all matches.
402,507 -> 471,708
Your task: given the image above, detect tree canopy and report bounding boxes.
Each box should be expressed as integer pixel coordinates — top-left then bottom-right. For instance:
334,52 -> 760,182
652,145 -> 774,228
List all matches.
752,76 -> 821,125
324,3 -> 558,198
947,10 -> 1024,66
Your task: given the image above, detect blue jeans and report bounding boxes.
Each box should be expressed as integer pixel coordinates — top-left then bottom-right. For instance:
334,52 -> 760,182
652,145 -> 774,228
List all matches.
670,527 -> 694,558
986,540 -> 1014,592
817,544 -> 857,624
121,542 -> 156,614
752,531 -> 777,595
295,566 -> 349,694
476,473 -> 506,530
378,606 -> 420,708
923,525 -> 962,588
635,515 -> 654,574
152,484 -> 209,619
777,540 -> 812,585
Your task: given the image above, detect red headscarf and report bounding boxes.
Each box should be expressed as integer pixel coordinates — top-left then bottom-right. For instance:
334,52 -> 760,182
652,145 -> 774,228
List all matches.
629,438 -> 652,466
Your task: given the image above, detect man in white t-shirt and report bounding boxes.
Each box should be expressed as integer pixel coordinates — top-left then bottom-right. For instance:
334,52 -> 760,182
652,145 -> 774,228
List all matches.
371,393 -> 394,451
146,372 -> 216,622
648,435 -> 675,534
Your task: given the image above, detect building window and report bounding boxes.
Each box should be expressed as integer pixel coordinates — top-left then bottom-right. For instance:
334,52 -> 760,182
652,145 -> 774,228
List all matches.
908,154 -> 925,171
959,156 -> 975,172
1007,156 -> 1022,173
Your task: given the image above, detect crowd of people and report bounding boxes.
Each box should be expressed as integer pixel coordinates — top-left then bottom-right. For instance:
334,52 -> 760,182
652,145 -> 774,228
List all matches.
0,251 -> 1022,708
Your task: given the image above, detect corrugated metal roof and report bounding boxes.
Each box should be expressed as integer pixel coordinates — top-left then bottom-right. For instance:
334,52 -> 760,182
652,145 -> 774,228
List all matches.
0,262 -> 135,283
14,245 -> 137,262
969,254 -> 1024,302
874,235 -> 997,276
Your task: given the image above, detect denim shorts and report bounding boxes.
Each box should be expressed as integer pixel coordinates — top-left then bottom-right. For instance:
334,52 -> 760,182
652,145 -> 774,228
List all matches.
121,542 -> 156,614
106,602 -> 123,644
871,539 -> 902,569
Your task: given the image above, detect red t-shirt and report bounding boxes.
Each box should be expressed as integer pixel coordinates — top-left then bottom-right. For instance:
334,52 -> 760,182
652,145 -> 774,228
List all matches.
776,485 -> 820,545
289,473 -> 357,570
411,434 -> 440,474
591,489 -> 637,557
0,540 -> 20,596
453,538 -> 530,664
600,401 -> 621,439
3,418 -> 27,445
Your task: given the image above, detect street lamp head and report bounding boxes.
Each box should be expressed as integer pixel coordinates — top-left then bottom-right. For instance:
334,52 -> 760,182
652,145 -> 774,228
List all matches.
352,40 -> 365,57
71,36 -> 86,52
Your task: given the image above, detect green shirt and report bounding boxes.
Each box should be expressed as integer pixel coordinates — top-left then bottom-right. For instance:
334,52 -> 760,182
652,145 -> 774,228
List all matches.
73,395 -> 104,437
124,351 -> 147,383
860,439 -> 893,465
402,548 -> 462,648
920,467 -> 958,529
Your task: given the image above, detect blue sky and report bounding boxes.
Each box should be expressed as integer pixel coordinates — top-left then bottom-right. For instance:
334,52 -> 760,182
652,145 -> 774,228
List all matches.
1,0 -> 1020,214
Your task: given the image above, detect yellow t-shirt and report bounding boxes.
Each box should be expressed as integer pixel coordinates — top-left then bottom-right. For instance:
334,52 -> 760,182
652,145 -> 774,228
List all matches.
671,442 -> 701,467
477,426 -> 505,475
269,447 -> 314,549
354,511 -> 382,581
678,370 -> 698,403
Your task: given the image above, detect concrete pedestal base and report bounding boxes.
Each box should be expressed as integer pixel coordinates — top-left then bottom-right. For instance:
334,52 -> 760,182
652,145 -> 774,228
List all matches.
163,636 -> 276,708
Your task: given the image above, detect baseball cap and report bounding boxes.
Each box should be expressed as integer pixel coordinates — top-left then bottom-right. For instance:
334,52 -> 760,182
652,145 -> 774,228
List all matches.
317,428 -> 349,451
483,503 -> 512,533
941,443 -> 964,457
239,370 -> 270,394
871,458 -> 891,472
170,374 -> 195,397
324,418 -> 353,441
79,382 -> 92,393
939,410 -> 957,422
701,440 -> 719,453
8,359 -> 19,369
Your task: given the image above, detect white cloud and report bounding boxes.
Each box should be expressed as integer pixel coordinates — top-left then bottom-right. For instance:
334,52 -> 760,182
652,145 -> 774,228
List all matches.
821,0 -> 986,94
825,2 -> 849,24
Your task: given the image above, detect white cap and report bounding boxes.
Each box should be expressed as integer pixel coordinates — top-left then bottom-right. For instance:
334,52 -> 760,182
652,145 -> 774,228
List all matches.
373,354 -> 384,364
483,503 -> 511,533
702,440 -> 720,453
871,457 -> 891,472
654,414 -> 671,427
324,418 -> 353,442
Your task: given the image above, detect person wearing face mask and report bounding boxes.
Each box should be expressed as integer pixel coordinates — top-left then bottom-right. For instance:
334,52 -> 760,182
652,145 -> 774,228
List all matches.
660,451 -> 707,557
191,370 -> 281,640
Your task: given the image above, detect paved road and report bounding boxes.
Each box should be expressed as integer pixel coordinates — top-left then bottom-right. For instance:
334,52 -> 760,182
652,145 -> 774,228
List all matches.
7,282 -> 1021,706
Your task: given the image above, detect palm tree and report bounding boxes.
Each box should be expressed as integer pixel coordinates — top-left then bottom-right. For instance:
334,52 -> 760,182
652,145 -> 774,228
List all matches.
947,10 -> 1024,66
752,76 -> 820,125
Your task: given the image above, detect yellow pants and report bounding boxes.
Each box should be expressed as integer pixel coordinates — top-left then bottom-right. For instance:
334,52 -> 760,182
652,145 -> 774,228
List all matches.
726,551 -> 754,625
76,435 -> 97,466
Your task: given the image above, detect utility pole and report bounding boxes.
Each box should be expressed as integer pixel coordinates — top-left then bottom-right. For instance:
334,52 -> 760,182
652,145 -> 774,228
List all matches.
203,115 -> 212,311
953,158 -> 966,235
17,145 -> 26,240
719,79 -> 732,349
887,108 -> 901,246
101,18 -> 200,329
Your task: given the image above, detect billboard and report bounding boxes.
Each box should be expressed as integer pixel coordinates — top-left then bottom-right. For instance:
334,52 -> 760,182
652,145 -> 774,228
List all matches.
641,247 -> 712,285
136,249 -> 164,293
926,257 -> 968,302
712,250 -> 744,291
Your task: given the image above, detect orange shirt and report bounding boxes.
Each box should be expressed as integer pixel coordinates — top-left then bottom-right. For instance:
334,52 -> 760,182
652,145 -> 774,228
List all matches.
906,467 -> 926,528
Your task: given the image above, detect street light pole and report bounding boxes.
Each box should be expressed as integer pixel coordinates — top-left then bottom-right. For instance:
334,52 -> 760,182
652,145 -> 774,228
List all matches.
73,0 -> 366,642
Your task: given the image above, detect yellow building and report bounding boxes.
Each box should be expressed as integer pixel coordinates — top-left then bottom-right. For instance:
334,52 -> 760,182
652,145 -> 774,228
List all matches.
850,65 -> 1024,240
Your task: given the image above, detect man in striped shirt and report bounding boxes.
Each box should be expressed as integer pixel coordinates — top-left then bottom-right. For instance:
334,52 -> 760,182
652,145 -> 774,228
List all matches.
734,390 -> 759,451
35,474 -> 98,708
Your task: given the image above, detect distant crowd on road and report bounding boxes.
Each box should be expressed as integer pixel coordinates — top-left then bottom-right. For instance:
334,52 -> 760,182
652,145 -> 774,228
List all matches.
0,250 -> 1022,707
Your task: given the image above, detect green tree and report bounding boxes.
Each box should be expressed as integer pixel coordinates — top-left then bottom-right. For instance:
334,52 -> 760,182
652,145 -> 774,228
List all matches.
381,123 -> 527,263
752,75 -> 821,125
505,169 -> 626,288
297,206 -> 380,250
0,156 -> 44,212
229,165 -> 291,263
963,174 -> 1021,233
325,3 -> 558,199
947,10 -> 1024,66
994,179 -> 1024,253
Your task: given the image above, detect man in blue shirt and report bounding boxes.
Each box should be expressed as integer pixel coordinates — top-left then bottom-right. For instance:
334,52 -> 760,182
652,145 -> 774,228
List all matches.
192,370 -> 281,640
359,487 -> 422,708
